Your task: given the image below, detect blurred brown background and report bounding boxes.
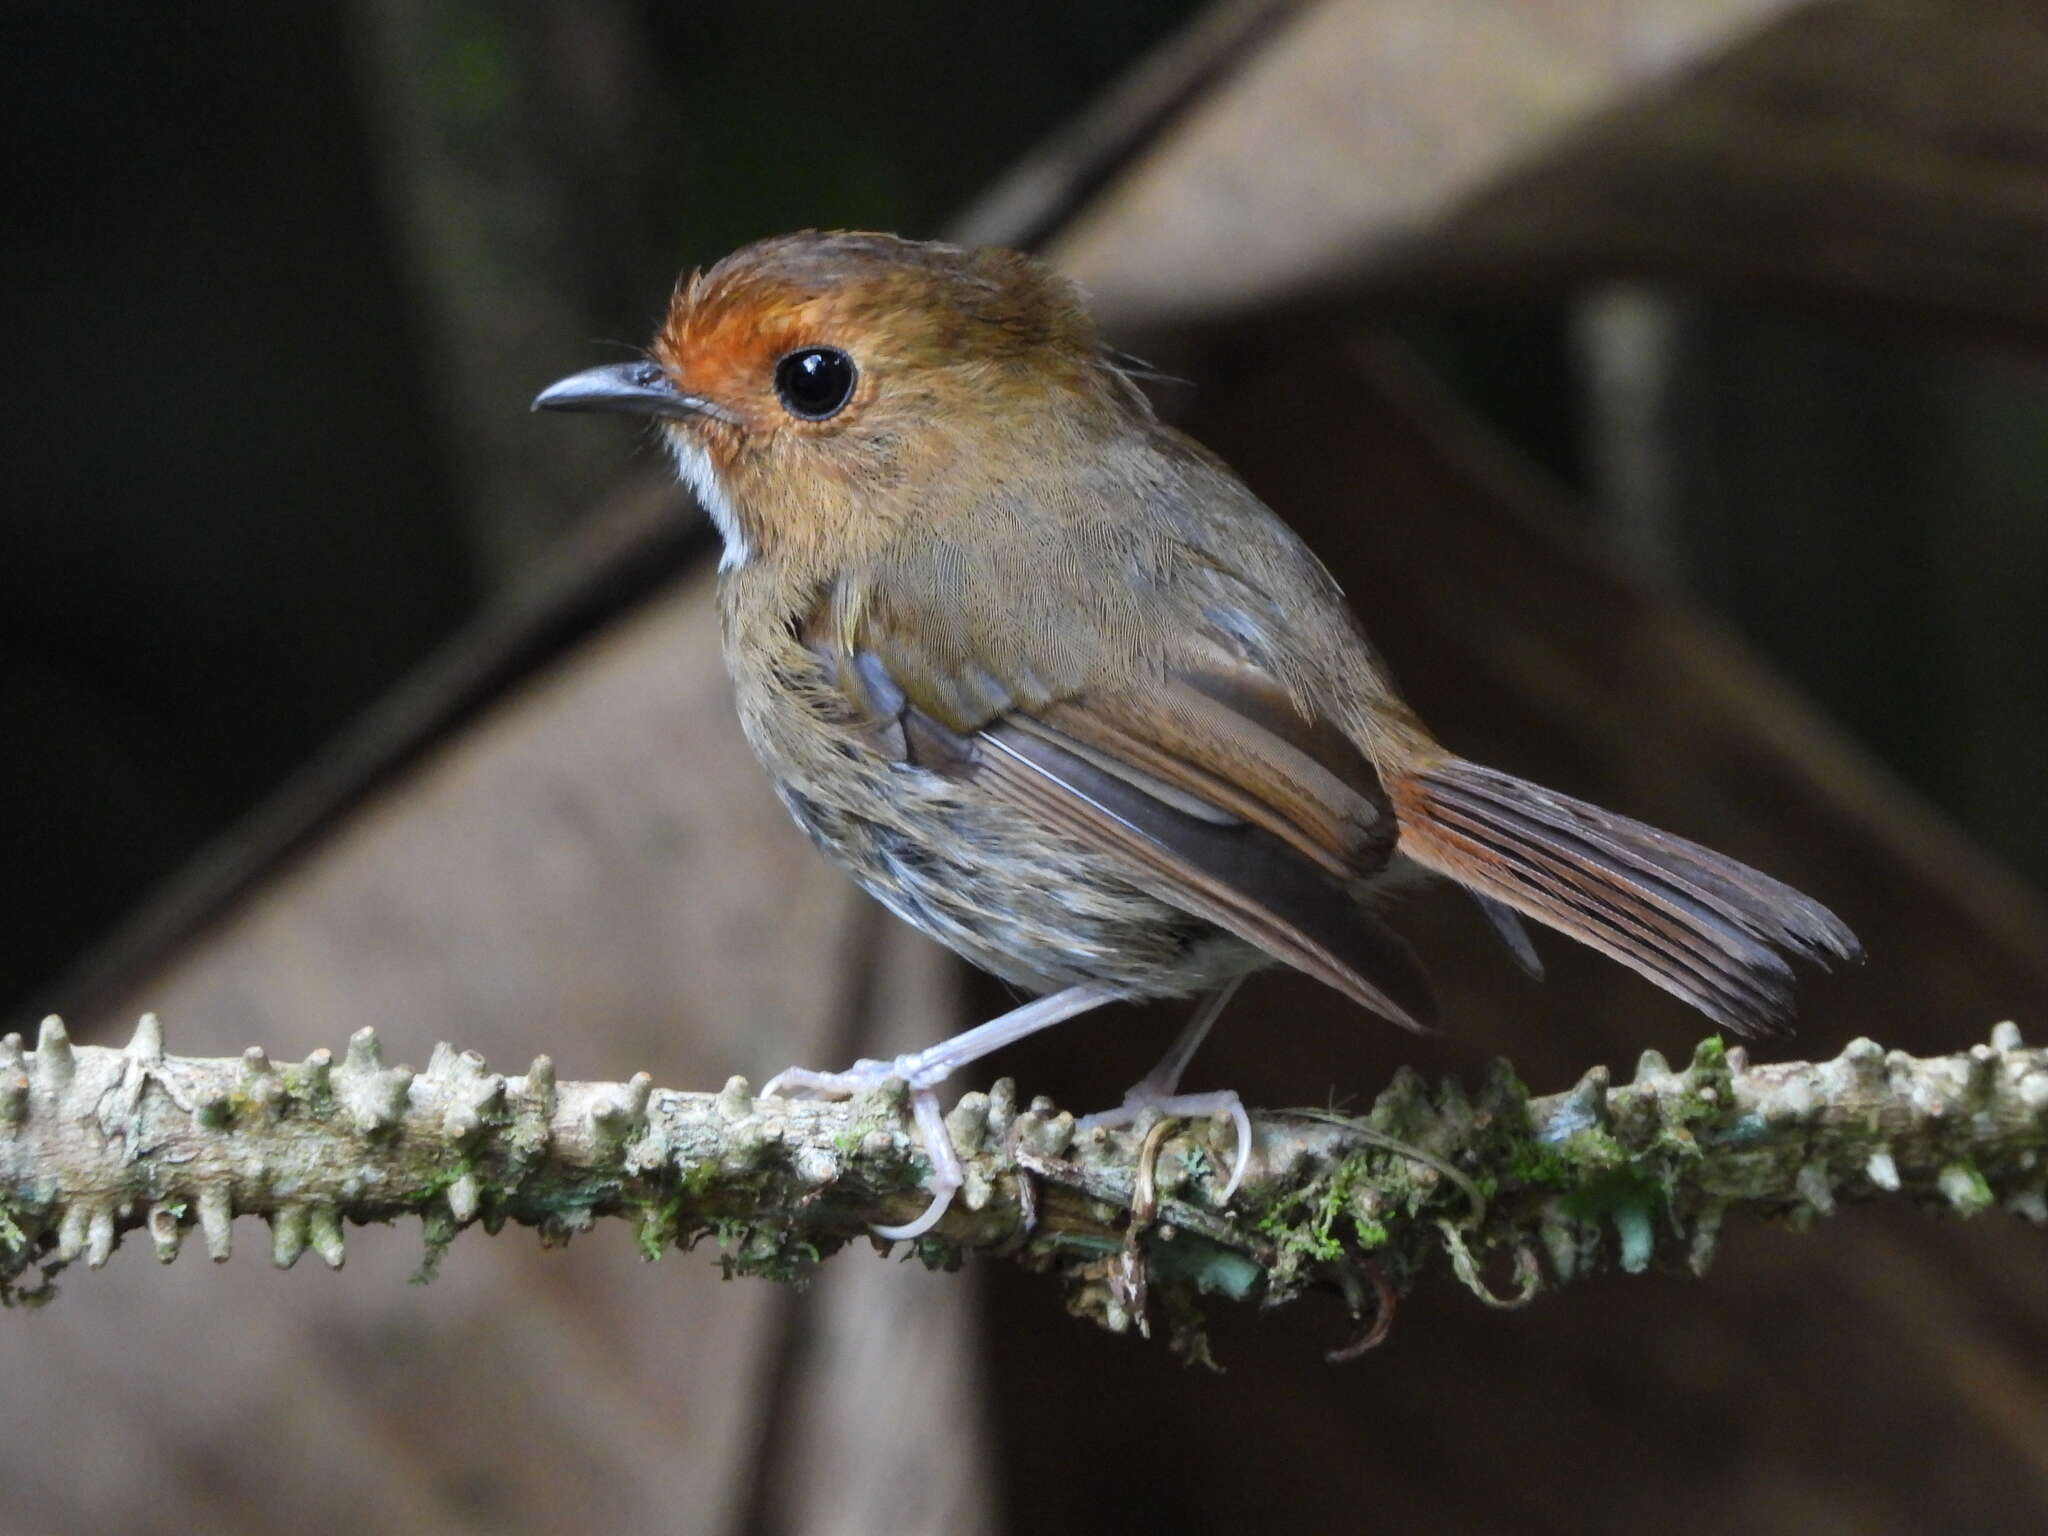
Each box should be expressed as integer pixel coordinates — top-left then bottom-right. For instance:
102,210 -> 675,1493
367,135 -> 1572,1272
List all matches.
6,2 -> 2048,1532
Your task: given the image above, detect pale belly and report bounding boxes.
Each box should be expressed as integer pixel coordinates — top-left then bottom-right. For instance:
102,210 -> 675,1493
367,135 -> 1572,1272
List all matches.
768,770 -> 1265,999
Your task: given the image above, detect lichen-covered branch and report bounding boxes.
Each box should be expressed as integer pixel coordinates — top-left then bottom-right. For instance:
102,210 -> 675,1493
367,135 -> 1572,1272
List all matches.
3,1015 -> 2044,1356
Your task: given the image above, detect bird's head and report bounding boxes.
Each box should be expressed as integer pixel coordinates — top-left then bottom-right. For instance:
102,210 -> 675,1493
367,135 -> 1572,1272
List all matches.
534,231 -> 1142,571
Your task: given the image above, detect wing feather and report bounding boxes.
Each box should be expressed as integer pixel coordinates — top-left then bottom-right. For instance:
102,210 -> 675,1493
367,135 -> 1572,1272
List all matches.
804,581 -> 1431,1026
972,721 -> 1434,1028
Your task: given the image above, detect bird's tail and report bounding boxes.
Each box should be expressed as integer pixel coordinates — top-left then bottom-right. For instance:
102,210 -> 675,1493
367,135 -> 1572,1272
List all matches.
1387,757 -> 1860,1035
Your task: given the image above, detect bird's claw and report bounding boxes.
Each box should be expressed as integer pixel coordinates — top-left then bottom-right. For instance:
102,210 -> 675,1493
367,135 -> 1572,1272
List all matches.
760,1056 -> 903,1100
1078,1087 -> 1253,1200
761,1058 -> 961,1241
760,984 -> 1132,1242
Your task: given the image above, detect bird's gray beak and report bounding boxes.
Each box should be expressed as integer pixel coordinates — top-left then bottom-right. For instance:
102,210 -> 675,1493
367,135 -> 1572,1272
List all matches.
531,361 -> 725,423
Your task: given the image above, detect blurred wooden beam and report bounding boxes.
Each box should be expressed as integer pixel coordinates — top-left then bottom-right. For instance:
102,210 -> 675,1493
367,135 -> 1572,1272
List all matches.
1047,0 -> 1803,327
949,0 -> 1310,253
1403,0 -> 2048,343
1049,0 -> 2048,349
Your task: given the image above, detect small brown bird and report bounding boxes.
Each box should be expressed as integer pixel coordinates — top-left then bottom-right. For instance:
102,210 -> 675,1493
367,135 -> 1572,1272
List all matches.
536,231 -> 1858,1237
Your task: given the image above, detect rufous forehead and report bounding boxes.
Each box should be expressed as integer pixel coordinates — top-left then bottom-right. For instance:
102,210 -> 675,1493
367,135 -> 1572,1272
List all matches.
652,280 -> 833,402
647,237 -> 1101,412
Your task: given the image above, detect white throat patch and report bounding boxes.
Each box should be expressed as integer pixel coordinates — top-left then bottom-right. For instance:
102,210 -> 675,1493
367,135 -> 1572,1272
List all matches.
666,436 -> 748,571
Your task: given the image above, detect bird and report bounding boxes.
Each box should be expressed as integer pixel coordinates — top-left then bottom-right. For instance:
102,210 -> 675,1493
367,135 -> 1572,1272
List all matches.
535,230 -> 1860,1239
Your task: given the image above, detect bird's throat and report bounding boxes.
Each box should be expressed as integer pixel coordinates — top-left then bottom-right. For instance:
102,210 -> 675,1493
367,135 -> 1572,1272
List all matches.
666,434 -> 749,571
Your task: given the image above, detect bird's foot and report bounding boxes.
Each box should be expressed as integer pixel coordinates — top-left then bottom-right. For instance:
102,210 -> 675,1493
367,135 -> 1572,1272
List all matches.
761,983 -> 1127,1243
1078,1085 -> 1253,1200
763,1057 -> 962,1241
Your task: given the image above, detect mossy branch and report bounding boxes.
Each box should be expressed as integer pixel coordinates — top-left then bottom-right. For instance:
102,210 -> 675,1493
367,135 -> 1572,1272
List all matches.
3,1014 -> 2044,1356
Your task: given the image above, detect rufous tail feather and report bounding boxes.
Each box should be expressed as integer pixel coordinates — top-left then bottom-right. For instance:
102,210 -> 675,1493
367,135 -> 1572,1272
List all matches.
1388,758 -> 1860,1035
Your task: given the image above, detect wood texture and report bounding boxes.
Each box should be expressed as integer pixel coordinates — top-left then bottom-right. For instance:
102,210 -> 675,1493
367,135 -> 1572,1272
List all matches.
1404,0 -> 2048,340
1046,0 -> 1801,326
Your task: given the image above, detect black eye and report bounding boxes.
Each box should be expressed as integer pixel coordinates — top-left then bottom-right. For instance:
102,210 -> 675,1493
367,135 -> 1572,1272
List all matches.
774,347 -> 857,421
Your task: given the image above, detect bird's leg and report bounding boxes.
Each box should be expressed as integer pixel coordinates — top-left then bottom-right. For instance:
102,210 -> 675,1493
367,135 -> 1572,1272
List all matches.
763,981 -> 1126,1241
1076,975 -> 1254,1198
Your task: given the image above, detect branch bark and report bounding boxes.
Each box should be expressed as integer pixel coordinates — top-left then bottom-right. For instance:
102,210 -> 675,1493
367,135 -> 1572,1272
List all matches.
3,1014 -> 2043,1357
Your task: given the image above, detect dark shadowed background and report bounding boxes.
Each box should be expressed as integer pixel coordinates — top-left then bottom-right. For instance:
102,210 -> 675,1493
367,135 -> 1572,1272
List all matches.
6,2 -> 2048,1533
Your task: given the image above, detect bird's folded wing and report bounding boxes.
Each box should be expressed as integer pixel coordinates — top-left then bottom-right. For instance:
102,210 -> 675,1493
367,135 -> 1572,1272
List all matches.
808,597 -> 1434,1029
